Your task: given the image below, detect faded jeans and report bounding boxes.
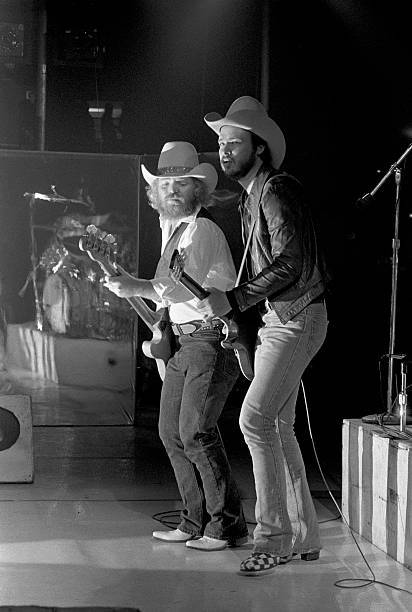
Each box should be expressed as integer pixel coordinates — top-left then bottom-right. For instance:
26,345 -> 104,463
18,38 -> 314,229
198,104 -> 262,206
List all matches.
158,328 -> 248,541
239,301 -> 328,555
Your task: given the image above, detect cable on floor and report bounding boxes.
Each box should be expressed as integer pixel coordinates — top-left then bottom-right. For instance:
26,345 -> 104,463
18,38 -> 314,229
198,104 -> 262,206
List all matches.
301,379 -> 412,597
152,510 -> 181,529
150,379 -> 411,597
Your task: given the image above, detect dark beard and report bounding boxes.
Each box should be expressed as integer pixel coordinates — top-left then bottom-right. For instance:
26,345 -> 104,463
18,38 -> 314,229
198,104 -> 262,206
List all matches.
221,151 -> 257,180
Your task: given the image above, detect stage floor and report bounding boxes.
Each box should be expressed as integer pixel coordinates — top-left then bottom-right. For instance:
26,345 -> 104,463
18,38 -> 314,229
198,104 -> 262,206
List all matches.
0,368 -> 412,610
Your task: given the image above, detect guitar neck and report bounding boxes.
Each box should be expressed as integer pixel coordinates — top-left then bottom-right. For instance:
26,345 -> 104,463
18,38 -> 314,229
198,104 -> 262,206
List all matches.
168,249 -> 209,300
178,271 -> 209,301
115,264 -> 158,329
79,232 -> 159,331
125,296 -> 158,329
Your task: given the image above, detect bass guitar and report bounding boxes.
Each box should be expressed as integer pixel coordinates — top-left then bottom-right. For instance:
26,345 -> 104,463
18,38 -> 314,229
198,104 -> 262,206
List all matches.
169,249 -> 260,381
79,224 -> 174,380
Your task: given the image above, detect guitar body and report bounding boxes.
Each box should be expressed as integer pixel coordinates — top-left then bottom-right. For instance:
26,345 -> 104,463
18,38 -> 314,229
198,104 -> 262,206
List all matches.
220,307 -> 261,381
79,225 -> 175,380
141,310 -> 175,381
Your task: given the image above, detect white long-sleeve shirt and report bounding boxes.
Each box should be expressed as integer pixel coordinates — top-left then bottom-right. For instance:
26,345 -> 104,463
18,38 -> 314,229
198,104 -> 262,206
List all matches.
151,209 -> 236,324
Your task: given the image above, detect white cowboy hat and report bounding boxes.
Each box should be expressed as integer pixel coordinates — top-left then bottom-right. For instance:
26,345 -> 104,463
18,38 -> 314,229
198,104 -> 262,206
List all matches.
204,96 -> 286,169
141,141 -> 218,193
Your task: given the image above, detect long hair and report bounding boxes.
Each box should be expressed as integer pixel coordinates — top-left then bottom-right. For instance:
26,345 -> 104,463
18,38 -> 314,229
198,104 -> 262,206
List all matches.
251,132 -> 272,166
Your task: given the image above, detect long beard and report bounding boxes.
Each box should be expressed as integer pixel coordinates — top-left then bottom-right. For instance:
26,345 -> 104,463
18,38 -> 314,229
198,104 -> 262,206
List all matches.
158,197 -> 198,220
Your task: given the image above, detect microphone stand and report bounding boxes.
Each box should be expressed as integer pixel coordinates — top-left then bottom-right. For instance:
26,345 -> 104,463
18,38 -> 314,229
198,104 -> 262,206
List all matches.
361,142 -> 412,426
28,194 -> 44,331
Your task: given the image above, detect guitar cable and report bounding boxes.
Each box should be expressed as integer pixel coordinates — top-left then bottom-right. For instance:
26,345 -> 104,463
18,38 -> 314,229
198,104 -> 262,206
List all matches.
153,381 -> 412,596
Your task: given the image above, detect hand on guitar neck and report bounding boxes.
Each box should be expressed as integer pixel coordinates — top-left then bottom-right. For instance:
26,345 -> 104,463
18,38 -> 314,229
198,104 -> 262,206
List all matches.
169,249 -> 259,381
79,224 -> 175,380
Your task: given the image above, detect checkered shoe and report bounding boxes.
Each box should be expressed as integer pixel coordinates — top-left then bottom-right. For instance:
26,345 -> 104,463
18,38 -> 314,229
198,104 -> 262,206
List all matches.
239,552 -> 292,576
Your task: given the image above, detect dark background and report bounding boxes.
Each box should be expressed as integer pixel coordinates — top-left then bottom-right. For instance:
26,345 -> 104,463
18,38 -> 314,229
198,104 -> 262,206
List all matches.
1,0 -> 412,462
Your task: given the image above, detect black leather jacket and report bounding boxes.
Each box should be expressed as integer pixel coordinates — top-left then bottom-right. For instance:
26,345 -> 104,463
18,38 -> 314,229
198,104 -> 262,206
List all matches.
227,164 -> 330,324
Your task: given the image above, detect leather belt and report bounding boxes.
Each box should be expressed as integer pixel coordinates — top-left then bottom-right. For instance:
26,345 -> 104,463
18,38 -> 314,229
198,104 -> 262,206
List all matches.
266,293 -> 325,311
171,319 -> 223,336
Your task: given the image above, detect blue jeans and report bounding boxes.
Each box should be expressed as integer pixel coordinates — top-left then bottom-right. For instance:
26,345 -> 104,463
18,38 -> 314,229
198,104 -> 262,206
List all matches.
158,328 -> 248,541
239,301 -> 328,555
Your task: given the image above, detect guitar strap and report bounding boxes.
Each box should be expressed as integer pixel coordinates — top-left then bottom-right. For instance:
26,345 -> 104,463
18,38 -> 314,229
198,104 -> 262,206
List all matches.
156,221 -> 188,273
153,221 -> 189,323
236,216 -> 256,287
236,170 -> 276,286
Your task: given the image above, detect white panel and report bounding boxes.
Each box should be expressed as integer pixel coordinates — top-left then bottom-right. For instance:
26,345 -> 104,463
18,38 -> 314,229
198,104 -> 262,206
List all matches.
0,394 -> 34,482
371,433 -> 388,549
396,443 -> 409,564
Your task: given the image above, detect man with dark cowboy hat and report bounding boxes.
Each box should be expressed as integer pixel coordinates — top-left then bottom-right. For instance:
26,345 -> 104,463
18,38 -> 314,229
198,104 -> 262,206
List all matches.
198,96 -> 330,575
104,141 -> 248,551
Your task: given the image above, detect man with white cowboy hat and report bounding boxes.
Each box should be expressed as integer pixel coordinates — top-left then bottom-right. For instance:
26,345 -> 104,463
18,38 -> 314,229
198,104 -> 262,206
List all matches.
104,141 -> 248,551
198,96 -> 331,574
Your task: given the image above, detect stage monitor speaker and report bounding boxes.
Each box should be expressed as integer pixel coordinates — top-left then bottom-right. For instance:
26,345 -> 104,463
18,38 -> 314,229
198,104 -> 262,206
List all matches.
0,394 -> 34,483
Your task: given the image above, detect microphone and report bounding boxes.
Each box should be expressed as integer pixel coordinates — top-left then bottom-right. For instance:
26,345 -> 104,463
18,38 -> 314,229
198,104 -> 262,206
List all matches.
355,193 -> 373,208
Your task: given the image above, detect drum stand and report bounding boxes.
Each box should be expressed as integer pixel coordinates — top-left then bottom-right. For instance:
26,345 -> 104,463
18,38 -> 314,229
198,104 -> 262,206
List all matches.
360,142 -> 412,427
22,188 -> 93,332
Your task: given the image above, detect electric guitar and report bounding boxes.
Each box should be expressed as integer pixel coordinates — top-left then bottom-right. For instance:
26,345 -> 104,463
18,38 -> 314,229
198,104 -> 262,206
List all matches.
79,224 -> 175,380
169,249 -> 260,381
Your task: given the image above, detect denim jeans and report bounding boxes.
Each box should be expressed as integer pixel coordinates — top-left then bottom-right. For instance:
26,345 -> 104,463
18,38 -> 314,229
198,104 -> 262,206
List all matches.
158,328 -> 248,541
239,301 -> 328,555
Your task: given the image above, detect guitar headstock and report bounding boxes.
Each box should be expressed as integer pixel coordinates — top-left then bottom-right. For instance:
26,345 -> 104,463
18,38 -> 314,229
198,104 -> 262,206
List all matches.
169,248 -> 185,283
168,248 -> 208,300
79,224 -> 118,276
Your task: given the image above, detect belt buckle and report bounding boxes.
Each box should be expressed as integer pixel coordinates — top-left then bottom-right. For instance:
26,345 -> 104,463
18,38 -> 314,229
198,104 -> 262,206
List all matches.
185,322 -> 200,334
173,320 -> 222,335
173,321 -> 200,335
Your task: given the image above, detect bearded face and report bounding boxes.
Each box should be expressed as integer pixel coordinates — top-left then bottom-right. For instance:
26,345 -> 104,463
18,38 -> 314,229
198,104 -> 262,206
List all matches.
152,177 -> 200,220
218,126 -> 260,180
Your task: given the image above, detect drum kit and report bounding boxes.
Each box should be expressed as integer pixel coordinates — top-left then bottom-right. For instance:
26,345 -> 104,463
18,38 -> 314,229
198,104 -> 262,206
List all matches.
24,188 -> 135,341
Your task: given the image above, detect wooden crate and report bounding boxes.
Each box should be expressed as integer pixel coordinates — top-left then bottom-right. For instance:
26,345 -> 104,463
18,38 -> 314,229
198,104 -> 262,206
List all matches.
342,418 -> 412,569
